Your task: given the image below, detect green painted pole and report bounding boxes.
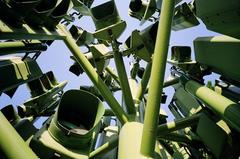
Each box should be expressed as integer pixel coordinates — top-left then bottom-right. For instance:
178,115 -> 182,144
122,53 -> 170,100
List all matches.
168,103 -> 183,119
146,77 -> 180,93
112,40 -> 136,115
105,67 -> 121,86
118,122 -> 148,159
135,62 -> 152,101
163,77 -> 179,88
0,41 -> 47,55
89,136 -> 118,159
0,112 -> 38,159
158,132 -> 196,144
157,114 -> 201,135
58,25 -> 129,124
168,104 -> 202,141
104,109 -> 115,116
140,0 -> 175,157
185,80 -> 240,132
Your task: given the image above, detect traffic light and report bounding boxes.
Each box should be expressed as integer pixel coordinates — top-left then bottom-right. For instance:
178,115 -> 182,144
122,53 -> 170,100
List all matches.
44,0 -> 73,29
172,2 -> 199,31
18,71 -> 67,117
91,0 -> 126,41
128,0 -> 158,22
125,21 -> 159,62
69,25 -> 94,46
0,0 -> 41,26
30,89 -> 105,158
91,0 -> 121,30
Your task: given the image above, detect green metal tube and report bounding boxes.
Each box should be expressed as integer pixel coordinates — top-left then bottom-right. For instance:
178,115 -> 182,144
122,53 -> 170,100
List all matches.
104,109 -> 115,116
158,140 -> 174,156
118,122 -> 148,159
157,114 -> 201,135
185,80 -> 240,132
105,67 -> 121,85
0,112 -> 38,159
168,103 -> 183,119
158,132 -> 196,144
112,41 -> 136,115
135,62 -> 152,101
0,41 -> 47,55
146,77 -> 180,93
140,0 -> 175,157
89,136 -> 118,158
168,104 -> 202,141
59,25 -> 129,124
163,77 -> 180,88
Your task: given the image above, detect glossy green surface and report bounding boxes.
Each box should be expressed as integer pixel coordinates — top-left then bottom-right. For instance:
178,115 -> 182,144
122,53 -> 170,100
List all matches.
141,0 -> 175,156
